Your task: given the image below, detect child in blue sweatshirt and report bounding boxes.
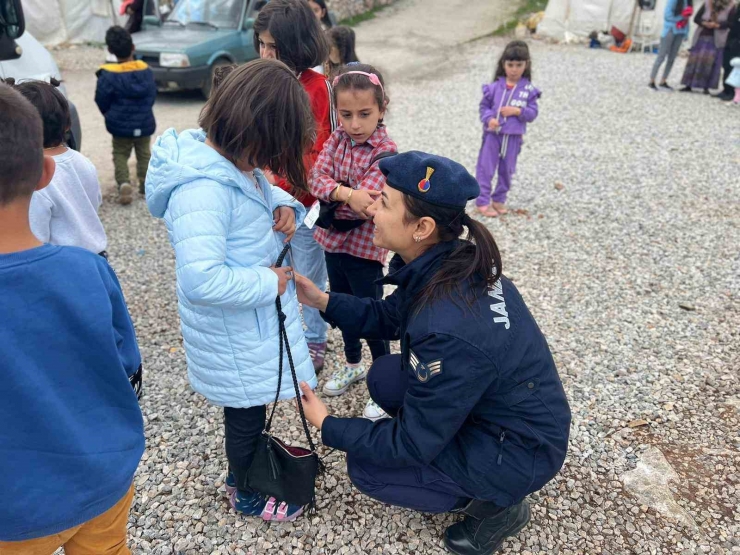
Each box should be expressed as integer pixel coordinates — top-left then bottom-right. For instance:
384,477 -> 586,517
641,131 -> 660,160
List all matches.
0,83 -> 144,552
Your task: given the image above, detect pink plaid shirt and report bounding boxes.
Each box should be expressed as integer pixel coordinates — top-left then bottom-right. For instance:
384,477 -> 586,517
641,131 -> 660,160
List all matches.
310,126 -> 397,263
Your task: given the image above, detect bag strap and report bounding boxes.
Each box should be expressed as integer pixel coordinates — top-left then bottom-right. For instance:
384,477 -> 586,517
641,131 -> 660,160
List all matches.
264,244 -> 317,453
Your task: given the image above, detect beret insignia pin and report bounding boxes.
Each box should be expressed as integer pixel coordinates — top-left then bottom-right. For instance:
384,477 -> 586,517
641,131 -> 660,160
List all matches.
418,167 -> 434,193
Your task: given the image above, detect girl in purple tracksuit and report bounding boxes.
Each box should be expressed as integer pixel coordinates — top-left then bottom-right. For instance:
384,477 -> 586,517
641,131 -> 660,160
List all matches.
475,41 -> 540,217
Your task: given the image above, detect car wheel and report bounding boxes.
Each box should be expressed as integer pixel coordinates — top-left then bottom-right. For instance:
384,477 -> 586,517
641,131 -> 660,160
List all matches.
201,59 -> 233,99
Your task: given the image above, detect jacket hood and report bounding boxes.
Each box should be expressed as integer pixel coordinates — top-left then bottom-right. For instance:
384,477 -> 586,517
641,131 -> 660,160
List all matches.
146,128 -> 244,218
98,60 -> 154,99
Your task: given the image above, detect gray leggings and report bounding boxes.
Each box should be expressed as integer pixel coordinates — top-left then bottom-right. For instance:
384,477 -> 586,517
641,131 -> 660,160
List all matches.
651,31 -> 684,82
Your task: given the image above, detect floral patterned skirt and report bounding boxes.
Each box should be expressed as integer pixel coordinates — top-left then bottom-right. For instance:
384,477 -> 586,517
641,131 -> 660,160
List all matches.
681,35 -> 724,90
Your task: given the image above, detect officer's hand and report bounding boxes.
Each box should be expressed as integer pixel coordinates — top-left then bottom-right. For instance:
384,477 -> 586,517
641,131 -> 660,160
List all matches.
299,382 -> 329,430
295,273 -> 329,312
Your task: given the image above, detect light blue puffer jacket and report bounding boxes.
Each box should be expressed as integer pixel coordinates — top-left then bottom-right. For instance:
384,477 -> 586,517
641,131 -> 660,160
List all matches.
146,128 -> 317,408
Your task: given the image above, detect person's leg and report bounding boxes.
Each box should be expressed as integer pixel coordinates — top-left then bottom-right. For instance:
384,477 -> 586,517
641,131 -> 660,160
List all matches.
133,136 -> 152,193
475,133 -> 501,216
661,32 -> 684,84
0,527 -> 78,554
724,41 -> 739,98
290,225 -> 329,370
324,253 -> 362,365
346,454 -> 469,513
651,33 -> 672,83
112,136 -> 134,205
342,257 -> 389,361
112,136 -> 132,187
223,405 -> 266,494
365,354 -> 407,416
491,135 -> 522,210
62,484 -> 135,555
338,256 -> 389,361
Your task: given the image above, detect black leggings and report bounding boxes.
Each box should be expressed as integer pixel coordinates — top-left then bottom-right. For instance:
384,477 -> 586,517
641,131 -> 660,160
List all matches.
325,252 -> 390,364
224,405 -> 266,493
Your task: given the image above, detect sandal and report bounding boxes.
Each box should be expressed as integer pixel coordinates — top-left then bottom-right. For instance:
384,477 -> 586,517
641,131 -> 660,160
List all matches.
491,202 -> 508,215
476,205 -> 498,218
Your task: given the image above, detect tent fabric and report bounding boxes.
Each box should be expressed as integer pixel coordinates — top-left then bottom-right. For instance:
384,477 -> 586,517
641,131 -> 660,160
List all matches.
538,0 -> 668,41
23,0 -> 126,46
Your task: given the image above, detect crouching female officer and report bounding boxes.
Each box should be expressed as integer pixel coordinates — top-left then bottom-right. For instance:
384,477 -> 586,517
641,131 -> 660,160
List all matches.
295,151 -> 571,555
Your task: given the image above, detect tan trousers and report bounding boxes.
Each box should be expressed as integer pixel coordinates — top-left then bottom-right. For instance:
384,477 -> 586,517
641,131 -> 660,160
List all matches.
0,484 -> 134,555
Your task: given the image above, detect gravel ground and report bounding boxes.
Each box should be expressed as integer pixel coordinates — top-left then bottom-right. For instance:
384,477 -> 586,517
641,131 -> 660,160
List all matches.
51,2 -> 739,553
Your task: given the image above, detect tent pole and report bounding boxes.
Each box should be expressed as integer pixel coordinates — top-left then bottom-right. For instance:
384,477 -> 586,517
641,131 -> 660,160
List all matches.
627,0 -> 639,41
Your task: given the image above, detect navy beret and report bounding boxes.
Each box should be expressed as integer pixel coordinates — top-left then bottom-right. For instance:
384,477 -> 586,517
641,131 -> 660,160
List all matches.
378,151 -> 480,210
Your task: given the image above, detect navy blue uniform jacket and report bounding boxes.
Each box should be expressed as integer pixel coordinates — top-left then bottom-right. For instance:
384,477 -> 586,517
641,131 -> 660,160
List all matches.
95,60 -> 156,138
321,240 -> 571,506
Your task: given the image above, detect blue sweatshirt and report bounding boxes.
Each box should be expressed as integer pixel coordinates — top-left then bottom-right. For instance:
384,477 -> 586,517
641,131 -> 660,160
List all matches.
0,245 -> 145,541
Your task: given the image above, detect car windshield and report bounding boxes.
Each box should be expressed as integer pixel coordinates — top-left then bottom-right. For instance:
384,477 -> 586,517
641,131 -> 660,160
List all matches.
167,0 -> 245,29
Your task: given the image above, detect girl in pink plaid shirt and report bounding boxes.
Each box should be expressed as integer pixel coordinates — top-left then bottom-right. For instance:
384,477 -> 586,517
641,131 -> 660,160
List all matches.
310,63 -> 397,421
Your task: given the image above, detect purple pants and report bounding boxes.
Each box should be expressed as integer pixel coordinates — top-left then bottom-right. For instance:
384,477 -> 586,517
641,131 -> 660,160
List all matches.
475,132 -> 523,206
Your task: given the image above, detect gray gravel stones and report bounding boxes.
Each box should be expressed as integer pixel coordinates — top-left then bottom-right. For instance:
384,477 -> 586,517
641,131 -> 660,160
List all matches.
57,23 -> 738,555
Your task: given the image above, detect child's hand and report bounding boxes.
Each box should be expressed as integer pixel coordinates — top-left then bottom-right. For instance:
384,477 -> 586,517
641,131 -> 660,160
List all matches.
488,118 -> 500,130
270,266 -> 293,296
499,106 -> 521,118
294,272 -> 329,312
348,189 -> 382,219
273,206 -> 296,243
299,382 -> 329,429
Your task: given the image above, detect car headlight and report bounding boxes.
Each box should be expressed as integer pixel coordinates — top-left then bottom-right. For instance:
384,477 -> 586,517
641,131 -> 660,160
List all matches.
159,53 -> 190,68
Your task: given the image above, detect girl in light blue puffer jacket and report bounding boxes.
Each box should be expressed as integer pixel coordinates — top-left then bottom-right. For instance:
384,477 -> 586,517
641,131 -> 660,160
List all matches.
145,59 -> 318,522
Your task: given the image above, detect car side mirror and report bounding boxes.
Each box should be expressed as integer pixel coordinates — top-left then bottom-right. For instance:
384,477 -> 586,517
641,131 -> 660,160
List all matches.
243,17 -> 254,30
0,0 -> 24,38
0,0 -> 25,61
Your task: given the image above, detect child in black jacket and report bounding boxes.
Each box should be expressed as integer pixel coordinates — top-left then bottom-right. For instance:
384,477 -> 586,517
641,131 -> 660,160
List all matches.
95,25 -> 156,204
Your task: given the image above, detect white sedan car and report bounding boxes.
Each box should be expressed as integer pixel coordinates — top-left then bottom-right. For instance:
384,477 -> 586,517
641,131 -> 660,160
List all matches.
0,32 -> 82,150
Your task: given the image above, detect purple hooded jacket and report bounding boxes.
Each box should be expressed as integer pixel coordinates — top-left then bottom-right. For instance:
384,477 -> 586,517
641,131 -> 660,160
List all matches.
479,77 -> 541,136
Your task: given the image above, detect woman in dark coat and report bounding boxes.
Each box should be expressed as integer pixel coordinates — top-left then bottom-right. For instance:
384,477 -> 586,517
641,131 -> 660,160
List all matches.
681,0 -> 737,92
295,151 -> 571,555
715,2 -> 740,99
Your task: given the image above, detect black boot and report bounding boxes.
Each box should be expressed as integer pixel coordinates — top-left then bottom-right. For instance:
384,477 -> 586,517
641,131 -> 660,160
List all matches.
444,500 -> 531,555
714,90 -> 734,101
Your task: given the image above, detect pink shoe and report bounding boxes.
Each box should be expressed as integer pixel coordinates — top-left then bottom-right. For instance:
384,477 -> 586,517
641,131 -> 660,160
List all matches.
261,497 -> 304,522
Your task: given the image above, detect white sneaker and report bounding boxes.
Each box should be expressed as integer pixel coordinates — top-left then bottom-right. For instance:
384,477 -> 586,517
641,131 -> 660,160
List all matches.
322,365 -> 366,396
363,399 -> 390,421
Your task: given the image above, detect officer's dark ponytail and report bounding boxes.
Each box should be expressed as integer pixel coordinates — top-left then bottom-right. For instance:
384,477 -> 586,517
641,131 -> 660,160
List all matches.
403,195 -> 502,312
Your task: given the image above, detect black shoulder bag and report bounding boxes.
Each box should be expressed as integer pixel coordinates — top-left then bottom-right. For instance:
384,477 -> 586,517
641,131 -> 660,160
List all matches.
315,150 -> 398,232
246,244 -> 323,510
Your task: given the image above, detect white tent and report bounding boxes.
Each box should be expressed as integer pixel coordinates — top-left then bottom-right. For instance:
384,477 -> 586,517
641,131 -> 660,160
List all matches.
538,0 -> 669,42
22,0 -> 126,46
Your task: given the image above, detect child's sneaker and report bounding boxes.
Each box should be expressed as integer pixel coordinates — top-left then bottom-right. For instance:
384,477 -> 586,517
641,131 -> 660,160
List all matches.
229,490 -> 303,521
118,182 -> 133,205
307,342 -> 327,373
322,364 -> 366,396
363,399 -> 390,421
